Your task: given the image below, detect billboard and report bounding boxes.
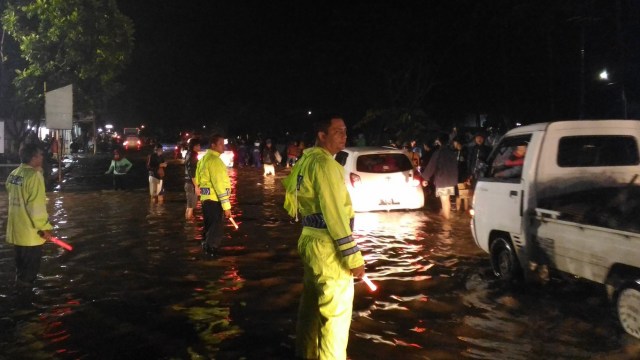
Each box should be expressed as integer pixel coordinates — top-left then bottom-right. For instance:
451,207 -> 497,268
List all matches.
45,84 -> 73,130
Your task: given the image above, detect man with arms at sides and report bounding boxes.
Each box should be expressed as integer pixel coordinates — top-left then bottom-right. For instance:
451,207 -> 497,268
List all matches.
283,115 -> 366,360
184,138 -> 201,220
6,143 -> 53,287
195,134 -> 232,256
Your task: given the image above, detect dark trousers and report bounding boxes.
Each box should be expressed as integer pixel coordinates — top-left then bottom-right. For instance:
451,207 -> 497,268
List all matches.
15,245 -> 43,284
113,174 -> 127,190
202,200 -> 224,249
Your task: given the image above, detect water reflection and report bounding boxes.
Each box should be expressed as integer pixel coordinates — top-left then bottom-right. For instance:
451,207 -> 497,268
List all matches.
0,163 -> 638,359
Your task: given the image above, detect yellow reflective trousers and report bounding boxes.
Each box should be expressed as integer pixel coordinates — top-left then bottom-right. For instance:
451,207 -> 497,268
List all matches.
296,227 -> 354,360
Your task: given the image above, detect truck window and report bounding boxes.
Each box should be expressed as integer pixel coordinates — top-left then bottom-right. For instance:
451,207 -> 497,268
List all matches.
557,135 -> 640,167
485,135 -> 531,181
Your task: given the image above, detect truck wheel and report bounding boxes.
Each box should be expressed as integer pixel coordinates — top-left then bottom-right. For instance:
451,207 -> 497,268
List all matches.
617,285 -> 640,339
490,237 -> 521,281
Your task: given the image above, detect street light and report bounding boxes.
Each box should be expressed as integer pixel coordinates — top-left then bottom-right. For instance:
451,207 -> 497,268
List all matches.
598,68 -> 627,119
599,69 -> 609,81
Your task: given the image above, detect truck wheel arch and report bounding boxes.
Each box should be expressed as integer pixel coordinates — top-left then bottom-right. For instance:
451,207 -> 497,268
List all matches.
607,264 -> 640,299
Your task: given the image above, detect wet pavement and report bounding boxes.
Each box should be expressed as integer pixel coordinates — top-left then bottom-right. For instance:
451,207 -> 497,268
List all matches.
1,151 -> 640,359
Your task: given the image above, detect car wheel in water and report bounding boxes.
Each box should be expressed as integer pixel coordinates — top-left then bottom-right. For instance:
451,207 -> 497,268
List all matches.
617,285 -> 640,339
490,237 -> 521,282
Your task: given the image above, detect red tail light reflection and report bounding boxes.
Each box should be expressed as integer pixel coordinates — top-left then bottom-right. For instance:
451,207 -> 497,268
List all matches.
410,171 -> 422,187
349,173 -> 361,187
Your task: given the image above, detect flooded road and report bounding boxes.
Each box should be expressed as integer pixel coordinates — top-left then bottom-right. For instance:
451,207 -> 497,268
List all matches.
1,153 -> 639,359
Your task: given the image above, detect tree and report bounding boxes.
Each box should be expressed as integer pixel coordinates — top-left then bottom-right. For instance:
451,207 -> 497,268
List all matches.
1,0 -> 133,134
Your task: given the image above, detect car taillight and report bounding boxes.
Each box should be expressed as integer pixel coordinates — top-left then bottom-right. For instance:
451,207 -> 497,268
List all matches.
137,140 -> 141,145
410,171 -> 422,186
349,173 -> 361,187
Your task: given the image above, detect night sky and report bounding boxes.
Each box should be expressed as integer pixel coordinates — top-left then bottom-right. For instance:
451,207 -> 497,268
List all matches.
109,1 -> 640,137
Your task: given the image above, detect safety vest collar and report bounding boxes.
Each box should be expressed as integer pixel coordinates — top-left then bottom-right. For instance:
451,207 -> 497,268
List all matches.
206,149 -> 221,157
306,146 -> 333,158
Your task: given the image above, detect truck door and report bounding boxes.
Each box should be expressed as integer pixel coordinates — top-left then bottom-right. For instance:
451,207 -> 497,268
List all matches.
472,135 -> 532,252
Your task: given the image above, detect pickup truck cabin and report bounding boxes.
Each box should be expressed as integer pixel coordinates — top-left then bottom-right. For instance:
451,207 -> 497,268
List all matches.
471,119 -> 640,339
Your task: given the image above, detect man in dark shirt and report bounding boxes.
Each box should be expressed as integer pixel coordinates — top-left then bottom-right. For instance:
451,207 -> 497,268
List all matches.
184,138 -> 201,219
467,131 -> 492,186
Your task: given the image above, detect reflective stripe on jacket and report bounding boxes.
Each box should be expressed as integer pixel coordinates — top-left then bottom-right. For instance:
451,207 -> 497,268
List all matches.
195,149 -> 231,210
6,164 -> 52,246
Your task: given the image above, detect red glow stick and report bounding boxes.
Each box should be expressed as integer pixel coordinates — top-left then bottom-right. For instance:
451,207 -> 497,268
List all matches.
362,275 -> 377,292
38,231 -> 73,251
50,236 -> 73,251
229,217 -> 239,229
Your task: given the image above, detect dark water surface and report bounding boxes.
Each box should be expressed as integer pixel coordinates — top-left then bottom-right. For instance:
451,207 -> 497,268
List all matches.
1,155 -> 639,359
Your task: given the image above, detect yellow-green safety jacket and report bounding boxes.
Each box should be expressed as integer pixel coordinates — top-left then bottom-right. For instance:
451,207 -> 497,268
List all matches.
283,147 -> 365,270
195,149 -> 231,210
6,164 -> 53,246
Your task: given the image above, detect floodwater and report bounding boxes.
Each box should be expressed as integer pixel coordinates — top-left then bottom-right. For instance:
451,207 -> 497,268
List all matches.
1,153 -> 639,359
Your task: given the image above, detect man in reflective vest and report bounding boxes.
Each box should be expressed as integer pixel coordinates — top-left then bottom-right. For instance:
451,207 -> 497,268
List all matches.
6,143 -> 53,286
283,115 -> 366,360
195,134 -> 232,256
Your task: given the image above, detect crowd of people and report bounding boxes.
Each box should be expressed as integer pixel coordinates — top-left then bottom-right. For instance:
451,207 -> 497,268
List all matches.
232,138 -> 306,173
390,129 -> 495,219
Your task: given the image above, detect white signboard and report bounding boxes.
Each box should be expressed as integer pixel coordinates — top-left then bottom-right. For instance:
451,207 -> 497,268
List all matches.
45,84 -> 73,130
0,121 -> 4,153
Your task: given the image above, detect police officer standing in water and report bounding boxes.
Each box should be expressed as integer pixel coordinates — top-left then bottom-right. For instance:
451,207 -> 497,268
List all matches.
283,114 -> 366,360
195,134 -> 232,256
5,143 -> 53,287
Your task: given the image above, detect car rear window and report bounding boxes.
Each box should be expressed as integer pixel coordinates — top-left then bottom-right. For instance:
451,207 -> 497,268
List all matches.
557,135 -> 640,167
356,153 -> 413,173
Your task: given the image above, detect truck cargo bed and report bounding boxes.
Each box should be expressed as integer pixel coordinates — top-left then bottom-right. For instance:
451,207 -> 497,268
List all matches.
537,185 -> 640,234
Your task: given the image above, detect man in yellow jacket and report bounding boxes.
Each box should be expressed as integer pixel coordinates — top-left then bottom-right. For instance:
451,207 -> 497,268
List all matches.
195,134 -> 232,256
6,143 -> 53,286
283,115 -> 366,360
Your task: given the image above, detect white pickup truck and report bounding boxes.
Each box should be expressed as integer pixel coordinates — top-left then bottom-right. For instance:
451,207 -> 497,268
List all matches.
470,120 -> 640,339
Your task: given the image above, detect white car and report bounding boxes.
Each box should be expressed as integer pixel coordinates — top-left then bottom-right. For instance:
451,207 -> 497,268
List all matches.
335,147 -> 424,212
197,139 -> 234,167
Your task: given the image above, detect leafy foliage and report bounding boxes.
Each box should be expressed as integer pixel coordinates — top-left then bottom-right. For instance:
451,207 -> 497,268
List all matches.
2,0 -> 134,120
